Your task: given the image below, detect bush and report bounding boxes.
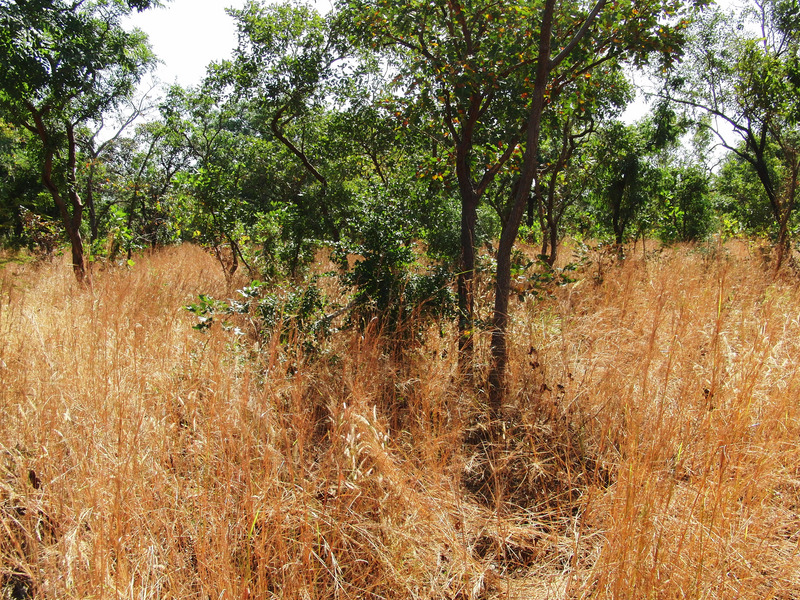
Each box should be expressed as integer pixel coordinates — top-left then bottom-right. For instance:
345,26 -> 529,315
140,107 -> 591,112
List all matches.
333,197 -> 455,335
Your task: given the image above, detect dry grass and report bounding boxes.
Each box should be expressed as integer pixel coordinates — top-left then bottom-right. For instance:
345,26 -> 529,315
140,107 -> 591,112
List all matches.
1,242 -> 798,599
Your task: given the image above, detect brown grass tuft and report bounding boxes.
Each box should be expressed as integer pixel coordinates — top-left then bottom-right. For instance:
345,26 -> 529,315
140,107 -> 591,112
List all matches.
1,243 -> 799,599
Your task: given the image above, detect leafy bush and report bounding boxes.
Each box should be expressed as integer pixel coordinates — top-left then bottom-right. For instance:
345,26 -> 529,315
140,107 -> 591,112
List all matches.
185,279 -> 332,351
333,196 -> 455,334
20,208 -> 60,259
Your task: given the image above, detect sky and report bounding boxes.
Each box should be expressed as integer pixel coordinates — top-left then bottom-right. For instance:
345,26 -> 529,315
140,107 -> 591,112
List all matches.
125,0 -> 248,88
128,0 -> 736,95
126,0 -> 737,158
125,0 -> 332,88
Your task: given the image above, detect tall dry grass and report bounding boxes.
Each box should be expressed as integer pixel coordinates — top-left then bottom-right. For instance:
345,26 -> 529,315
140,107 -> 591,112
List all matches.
0,242 -> 798,599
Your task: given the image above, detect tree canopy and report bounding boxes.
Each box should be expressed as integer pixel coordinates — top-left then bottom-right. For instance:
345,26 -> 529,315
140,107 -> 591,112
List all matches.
665,0 -> 800,266
2,0 -> 796,408
0,0 -> 158,280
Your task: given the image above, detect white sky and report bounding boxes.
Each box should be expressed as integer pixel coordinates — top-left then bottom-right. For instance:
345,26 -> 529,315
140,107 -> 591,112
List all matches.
125,0 -> 332,88
129,0 -> 736,95
126,0 -> 736,163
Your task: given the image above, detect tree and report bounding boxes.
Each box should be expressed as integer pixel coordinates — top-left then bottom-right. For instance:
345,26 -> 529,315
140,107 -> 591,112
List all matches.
483,0 -> 707,412
340,0 -> 553,372
530,67 -> 632,265
654,164 -> 713,244
586,119 -> 662,251
341,0 -> 707,405
76,89 -> 158,244
715,144 -> 777,237
225,0 -> 353,245
0,119 -> 44,245
663,0 -> 800,267
0,0 -> 159,281
158,83 -> 256,276
90,117 -> 190,259
215,0 -> 456,284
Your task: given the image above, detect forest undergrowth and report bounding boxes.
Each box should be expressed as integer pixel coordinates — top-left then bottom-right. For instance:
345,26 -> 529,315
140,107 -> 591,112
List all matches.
1,242 -> 799,599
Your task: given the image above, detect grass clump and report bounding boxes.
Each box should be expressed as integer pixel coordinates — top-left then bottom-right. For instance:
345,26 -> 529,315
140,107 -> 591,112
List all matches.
0,242 -> 798,599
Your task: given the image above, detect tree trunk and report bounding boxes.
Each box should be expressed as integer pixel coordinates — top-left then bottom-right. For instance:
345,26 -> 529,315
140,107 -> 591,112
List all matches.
452,106 -> 483,378
65,124 -> 87,279
548,216 -> 558,267
775,160 -> 798,271
41,142 -> 87,282
487,0 -> 556,416
30,112 -> 87,282
12,204 -> 24,241
540,225 -> 549,260
484,0 -> 607,414
457,194 -> 479,379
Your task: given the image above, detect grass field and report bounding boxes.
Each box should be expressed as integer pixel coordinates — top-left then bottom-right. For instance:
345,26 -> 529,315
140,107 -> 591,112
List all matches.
1,242 -> 799,599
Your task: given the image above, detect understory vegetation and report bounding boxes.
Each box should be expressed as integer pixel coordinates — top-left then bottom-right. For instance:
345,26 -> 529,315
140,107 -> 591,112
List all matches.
1,242 -> 798,599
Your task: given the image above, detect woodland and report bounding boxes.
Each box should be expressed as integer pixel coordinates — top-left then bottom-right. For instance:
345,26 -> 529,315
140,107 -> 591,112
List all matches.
1,0 -> 800,598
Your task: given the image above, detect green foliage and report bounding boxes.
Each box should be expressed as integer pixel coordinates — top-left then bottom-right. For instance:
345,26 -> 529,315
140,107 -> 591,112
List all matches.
656,164 -> 713,243
222,0 -> 364,245
19,207 -> 61,258
256,283 -> 327,337
715,145 -> 786,238
90,205 -> 138,259
333,193 -> 455,333
580,108 -> 714,249
476,249 -> 578,304
81,117 -> 189,253
665,0 -> 800,258
0,0 -> 159,278
0,119 -> 43,246
585,120 -> 659,245
0,0 -> 156,121
185,294 -> 235,331
185,279 -> 331,347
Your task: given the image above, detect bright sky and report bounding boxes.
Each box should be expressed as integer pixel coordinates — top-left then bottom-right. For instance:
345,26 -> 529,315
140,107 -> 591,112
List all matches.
129,0 -> 736,92
127,0 -> 737,162
125,0 -> 332,88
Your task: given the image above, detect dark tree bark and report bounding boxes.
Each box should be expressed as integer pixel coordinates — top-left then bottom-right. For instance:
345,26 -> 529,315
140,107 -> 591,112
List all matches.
33,111 -> 87,283
488,0 -> 556,415
451,91 -> 519,378
488,0 -> 608,415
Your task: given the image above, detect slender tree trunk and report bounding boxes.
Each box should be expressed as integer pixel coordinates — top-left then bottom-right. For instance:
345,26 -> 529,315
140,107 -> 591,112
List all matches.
65,124 -> 86,278
452,105 -> 483,378
86,165 -> 99,243
543,124 -> 573,267
775,161 -> 798,271
484,0 -> 608,413
226,232 -> 255,277
640,229 -> 647,258
749,139 -> 791,269
12,205 -> 24,240
41,141 -> 87,282
540,225 -> 549,260
548,216 -> 558,266
30,111 -> 87,282
543,178 -> 559,266
449,88 -> 521,378
458,193 -> 479,379
487,0 -> 556,416
536,181 -> 548,256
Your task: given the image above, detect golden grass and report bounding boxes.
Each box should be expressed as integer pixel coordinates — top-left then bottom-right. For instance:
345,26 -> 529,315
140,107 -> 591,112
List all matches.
1,242 -> 798,599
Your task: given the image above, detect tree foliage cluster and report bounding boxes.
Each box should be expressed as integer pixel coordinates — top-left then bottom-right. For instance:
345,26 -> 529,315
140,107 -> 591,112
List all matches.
2,0 -> 798,406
